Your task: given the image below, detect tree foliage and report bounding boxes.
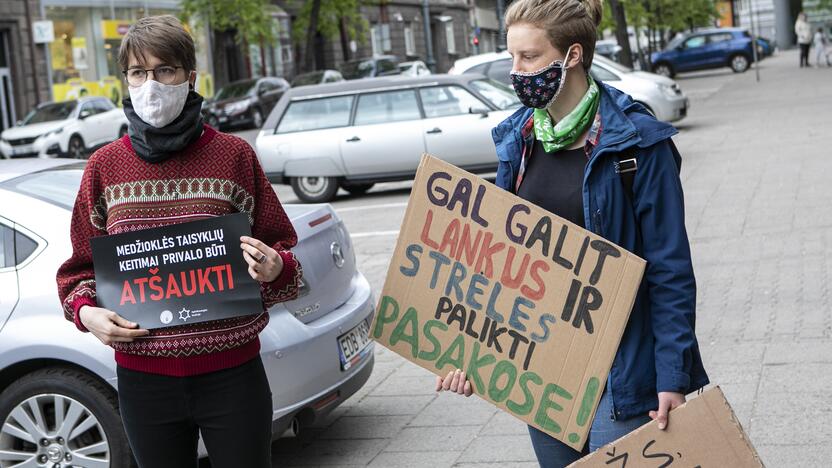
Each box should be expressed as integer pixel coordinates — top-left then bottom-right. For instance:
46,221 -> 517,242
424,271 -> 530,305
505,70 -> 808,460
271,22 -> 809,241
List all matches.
180,0 -> 279,46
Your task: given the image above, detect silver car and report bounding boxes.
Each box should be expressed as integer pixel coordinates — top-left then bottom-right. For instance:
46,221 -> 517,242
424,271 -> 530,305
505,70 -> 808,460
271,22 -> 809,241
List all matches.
0,159 -> 375,466
450,52 -> 689,123
256,74 -> 521,203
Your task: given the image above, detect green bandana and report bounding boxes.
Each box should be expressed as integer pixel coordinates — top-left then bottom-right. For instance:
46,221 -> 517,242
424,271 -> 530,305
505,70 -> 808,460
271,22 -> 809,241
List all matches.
533,76 -> 600,153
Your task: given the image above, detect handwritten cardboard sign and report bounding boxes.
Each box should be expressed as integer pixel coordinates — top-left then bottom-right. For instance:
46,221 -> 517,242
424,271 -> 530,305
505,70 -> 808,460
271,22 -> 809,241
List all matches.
372,155 -> 646,449
91,213 -> 262,329
569,386 -> 764,467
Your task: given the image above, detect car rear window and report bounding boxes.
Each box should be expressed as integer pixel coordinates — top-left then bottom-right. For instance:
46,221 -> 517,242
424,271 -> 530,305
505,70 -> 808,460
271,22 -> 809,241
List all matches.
420,86 -> 489,117
469,79 -> 520,110
277,96 -> 354,133
1,166 -> 84,210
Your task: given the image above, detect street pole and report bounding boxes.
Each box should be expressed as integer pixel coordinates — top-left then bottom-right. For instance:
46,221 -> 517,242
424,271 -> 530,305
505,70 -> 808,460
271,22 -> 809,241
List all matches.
421,0 -> 436,72
747,0 -> 760,82
496,0 -> 506,51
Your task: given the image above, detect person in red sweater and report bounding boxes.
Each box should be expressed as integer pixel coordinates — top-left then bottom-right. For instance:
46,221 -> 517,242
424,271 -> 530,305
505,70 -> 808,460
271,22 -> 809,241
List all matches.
55,15 -> 300,468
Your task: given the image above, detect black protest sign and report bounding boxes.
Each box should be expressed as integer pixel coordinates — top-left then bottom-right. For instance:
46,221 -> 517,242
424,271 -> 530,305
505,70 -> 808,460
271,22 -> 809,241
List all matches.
91,213 -> 262,329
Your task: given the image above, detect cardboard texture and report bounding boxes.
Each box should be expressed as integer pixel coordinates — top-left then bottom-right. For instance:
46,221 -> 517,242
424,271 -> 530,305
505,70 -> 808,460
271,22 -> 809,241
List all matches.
372,155 -> 646,449
568,386 -> 764,467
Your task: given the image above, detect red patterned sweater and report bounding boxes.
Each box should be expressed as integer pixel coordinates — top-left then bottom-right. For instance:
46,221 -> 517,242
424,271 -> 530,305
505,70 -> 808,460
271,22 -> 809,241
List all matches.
56,125 -> 301,376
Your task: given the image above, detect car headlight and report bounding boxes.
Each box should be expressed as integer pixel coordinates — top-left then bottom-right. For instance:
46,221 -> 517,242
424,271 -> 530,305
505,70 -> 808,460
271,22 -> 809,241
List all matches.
43,127 -> 64,138
658,83 -> 681,99
225,100 -> 250,114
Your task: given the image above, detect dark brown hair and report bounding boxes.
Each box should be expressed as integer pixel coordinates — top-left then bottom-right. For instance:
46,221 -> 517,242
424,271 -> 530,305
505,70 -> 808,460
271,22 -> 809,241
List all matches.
117,15 -> 196,72
505,0 -> 603,70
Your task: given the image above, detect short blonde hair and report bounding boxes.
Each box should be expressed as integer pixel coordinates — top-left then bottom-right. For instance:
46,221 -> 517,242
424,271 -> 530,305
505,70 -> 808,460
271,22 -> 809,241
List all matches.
505,0 -> 603,70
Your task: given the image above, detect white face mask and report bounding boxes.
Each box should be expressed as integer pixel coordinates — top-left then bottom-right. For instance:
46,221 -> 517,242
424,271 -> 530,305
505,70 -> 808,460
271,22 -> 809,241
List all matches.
128,79 -> 190,128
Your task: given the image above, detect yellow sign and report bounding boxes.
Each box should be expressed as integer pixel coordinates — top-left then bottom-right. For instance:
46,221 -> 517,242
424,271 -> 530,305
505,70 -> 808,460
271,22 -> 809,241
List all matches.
102,20 -> 133,40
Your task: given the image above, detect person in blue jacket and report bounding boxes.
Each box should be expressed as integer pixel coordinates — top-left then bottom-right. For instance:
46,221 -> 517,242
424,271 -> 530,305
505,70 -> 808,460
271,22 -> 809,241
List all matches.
435,0 -> 708,466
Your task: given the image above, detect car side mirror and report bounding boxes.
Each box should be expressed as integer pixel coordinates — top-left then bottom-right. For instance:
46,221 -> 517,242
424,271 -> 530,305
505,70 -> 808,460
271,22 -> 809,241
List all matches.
79,110 -> 91,120
469,107 -> 490,118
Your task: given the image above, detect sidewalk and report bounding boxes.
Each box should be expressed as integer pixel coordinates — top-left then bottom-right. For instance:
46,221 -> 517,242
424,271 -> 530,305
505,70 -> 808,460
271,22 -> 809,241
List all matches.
273,49 -> 832,467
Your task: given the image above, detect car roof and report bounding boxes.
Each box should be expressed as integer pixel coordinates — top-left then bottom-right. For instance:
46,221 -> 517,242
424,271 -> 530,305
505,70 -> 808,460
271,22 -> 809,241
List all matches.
281,74 -> 481,100
690,27 -> 747,35
452,51 -> 511,72
0,159 -> 83,184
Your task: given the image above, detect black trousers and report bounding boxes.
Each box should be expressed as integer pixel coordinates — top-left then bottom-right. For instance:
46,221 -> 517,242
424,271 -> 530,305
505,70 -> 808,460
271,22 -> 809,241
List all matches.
117,357 -> 273,468
800,43 -> 811,67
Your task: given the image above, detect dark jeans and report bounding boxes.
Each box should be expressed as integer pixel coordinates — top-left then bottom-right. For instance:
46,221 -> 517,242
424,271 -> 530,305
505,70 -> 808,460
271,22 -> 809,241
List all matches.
528,384 -> 651,467
800,43 -> 811,67
117,356 -> 273,468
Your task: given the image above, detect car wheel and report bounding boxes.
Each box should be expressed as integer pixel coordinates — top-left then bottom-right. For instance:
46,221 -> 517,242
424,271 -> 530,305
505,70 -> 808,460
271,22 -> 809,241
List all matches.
118,125 -> 128,138
68,135 -> 85,159
652,62 -> 674,78
730,54 -> 750,73
0,367 -> 134,468
341,182 -> 375,195
291,176 -> 339,203
252,109 -> 264,129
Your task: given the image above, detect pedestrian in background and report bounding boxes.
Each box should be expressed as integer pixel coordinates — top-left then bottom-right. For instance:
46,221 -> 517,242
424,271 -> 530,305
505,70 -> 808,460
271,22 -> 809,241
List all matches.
814,27 -> 828,67
56,15 -> 301,468
796,11 -> 813,67
433,0 -> 708,466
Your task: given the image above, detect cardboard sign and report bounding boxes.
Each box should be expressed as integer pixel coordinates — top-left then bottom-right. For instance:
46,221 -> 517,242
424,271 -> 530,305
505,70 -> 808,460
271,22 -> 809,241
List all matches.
372,155 -> 646,449
568,387 -> 764,467
91,213 -> 262,329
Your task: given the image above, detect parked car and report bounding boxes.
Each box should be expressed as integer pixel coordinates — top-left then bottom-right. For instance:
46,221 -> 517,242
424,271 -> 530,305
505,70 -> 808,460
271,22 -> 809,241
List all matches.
0,159 -> 375,465
398,60 -> 431,76
756,36 -> 775,57
202,77 -> 290,130
339,55 -> 401,80
0,98 -> 128,160
650,28 -> 756,77
595,39 -> 623,63
256,74 -> 521,202
291,70 -> 345,87
450,52 -> 689,123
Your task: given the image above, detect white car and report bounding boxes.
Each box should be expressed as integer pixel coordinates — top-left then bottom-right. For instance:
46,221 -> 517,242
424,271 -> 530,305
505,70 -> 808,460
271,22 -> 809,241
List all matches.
398,60 -> 431,76
0,97 -> 128,159
450,52 -> 689,123
256,74 -> 520,203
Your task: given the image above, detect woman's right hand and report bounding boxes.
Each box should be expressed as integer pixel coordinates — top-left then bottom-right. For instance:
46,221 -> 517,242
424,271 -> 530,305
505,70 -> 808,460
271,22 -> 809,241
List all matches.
79,305 -> 150,345
435,369 -> 473,397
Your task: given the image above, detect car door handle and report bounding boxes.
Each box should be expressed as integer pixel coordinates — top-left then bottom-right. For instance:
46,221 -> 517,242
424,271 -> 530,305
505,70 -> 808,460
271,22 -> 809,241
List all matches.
346,136 -> 361,142
426,128 -> 442,134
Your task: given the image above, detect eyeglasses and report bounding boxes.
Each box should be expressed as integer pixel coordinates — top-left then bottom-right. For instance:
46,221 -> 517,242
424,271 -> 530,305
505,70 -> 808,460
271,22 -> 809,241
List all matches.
122,66 -> 184,87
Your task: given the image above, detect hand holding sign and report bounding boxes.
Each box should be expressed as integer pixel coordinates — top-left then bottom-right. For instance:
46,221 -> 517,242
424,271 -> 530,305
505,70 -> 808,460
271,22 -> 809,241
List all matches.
649,391 -> 685,430
239,235 -> 284,282
436,369 -> 473,396
79,305 -> 149,345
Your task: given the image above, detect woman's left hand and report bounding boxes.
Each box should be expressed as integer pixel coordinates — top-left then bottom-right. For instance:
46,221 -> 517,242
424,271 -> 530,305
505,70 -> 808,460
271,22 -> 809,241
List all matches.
240,236 -> 284,282
649,391 -> 685,430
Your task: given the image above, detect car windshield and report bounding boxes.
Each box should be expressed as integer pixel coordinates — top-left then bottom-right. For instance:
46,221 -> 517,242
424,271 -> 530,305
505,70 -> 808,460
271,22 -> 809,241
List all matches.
214,80 -> 257,100
292,72 -> 324,87
2,165 -> 85,210
340,60 -> 375,79
22,101 -> 77,125
593,55 -> 632,73
666,35 -> 685,51
470,79 -> 521,110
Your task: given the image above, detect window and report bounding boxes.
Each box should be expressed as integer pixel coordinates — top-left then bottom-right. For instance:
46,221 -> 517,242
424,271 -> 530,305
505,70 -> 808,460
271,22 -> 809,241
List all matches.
420,86 -> 488,118
92,99 -> 114,113
709,33 -> 734,44
590,64 -> 619,82
15,230 -> 37,265
467,63 -> 489,75
470,79 -> 520,110
684,36 -> 707,49
404,24 -> 416,56
371,23 -> 392,55
276,96 -> 353,133
445,21 -> 456,54
377,59 -> 398,75
354,90 -> 421,126
487,59 -> 512,85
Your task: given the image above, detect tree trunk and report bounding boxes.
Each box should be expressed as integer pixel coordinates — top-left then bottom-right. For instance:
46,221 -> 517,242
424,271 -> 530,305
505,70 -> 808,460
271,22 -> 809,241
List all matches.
339,16 -> 351,62
608,0 -> 634,68
304,0 -> 322,73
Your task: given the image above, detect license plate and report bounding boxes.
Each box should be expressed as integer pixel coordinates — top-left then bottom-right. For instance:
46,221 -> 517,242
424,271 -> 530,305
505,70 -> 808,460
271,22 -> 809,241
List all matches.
338,319 -> 371,371
11,145 -> 33,155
